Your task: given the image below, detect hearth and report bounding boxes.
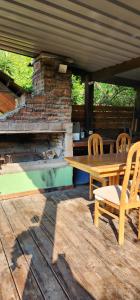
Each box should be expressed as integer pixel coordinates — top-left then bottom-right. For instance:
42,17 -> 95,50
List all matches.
0,131 -> 65,162
4,152 -> 42,164
0,53 -> 73,198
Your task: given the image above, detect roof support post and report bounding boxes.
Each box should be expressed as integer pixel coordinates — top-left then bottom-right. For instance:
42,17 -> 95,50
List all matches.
85,75 -> 94,133
134,88 -> 140,132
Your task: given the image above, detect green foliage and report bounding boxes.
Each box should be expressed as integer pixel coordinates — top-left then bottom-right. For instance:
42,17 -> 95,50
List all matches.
0,50 -> 33,92
94,82 -> 136,106
71,75 -> 85,105
0,50 -> 136,105
72,76 -> 136,107
0,51 -> 13,75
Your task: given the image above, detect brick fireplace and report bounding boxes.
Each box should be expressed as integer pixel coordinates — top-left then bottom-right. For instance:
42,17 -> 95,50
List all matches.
0,53 -> 73,198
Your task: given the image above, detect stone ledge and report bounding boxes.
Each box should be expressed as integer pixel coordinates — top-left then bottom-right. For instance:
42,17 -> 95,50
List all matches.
0,121 -> 72,133
0,159 -> 68,174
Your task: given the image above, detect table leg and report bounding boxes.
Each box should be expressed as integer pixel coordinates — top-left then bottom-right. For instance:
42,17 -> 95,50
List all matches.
109,175 -> 119,185
110,143 -> 114,154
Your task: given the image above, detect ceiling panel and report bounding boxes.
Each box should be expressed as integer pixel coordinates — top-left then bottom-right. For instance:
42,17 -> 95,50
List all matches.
0,0 -> 140,74
118,68 -> 140,80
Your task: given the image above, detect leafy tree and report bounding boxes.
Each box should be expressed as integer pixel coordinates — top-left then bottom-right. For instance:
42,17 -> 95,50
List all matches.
0,51 -> 13,75
72,76 -> 136,107
94,82 -> 136,106
0,50 -> 33,92
0,50 -> 136,105
71,75 -> 85,105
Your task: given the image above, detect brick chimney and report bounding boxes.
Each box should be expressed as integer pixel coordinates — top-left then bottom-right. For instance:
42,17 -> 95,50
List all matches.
24,53 -> 72,123
0,53 -> 73,158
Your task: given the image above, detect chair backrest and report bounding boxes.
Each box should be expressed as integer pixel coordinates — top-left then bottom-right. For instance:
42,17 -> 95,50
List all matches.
88,133 -> 103,156
116,133 -> 131,154
120,141 -> 140,206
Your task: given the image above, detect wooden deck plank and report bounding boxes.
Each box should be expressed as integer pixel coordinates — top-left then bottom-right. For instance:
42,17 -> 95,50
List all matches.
37,198 -> 140,300
57,201 -> 140,288
0,187 -> 140,299
11,193 -> 140,300
11,196 -> 94,300
30,194 -> 140,297
0,204 -> 44,300
0,240 -> 20,300
13,197 -> 106,299
1,200 -> 68,300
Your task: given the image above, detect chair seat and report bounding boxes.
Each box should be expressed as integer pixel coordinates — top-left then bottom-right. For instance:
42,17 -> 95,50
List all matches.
93,185 -> 139,205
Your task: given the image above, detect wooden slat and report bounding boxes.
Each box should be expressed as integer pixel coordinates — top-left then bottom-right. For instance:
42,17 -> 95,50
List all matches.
72,105 -> 133,129
0,204 -> 44,300
14,194 -> 140,299
1,187 -> 140,299
91,56 -> 140,82
0,239 -> 20,300
11,197 -> 93,300
72,105 -> 133,111
16,197 -> 111,299
72,113 -> 133,119
92,122 -> 131,129
1,201 -> 68,300
73,110 -> 133,115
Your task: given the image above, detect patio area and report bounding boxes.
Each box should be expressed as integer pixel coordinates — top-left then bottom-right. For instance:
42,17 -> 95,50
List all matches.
1,1 -> 140,299
0,186 -> 140,300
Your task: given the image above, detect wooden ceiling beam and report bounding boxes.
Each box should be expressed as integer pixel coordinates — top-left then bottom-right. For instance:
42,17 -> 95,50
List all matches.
70,65 -> 140,87
0,70 -> 24,96
97,76 -> 140,88
90,56 -> 140,82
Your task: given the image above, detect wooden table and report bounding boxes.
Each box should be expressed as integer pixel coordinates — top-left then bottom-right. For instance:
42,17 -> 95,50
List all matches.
65,152 -> 129,185
73,138 -> 115,153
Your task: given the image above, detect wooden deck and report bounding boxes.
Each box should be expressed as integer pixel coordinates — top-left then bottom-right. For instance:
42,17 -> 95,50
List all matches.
0,186 -> 140,300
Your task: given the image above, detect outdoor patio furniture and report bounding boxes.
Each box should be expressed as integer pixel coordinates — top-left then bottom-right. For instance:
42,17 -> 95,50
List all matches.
114,132 -> 132,185
116,133 -> 131,153
93,141 -> 140,246
88,134 -> 107,199
65,151 -> 128,188
73,137 -> 115,153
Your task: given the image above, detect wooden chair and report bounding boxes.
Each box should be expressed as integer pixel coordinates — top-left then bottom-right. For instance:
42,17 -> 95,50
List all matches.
116,133 -> 131,154
93,141 -> 140,246
115,132 -> 131,186
88,134 -> 106,199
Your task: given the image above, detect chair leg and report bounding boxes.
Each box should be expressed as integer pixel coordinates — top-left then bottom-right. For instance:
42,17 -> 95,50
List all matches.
138,208 -> 140,240
118,209 -> 125,246
94,200 -> 100,227
125,209 -> 129,216
89,175 -> 93,200
102,178 -> 107,187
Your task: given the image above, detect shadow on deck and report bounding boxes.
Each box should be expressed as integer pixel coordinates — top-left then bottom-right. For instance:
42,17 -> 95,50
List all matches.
0,186 -> 140,300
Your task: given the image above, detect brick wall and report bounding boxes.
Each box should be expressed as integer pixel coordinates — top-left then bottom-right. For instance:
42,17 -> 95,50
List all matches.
12,93 -> 71,122
0,55 -> 73,159
9,56 -> 72,123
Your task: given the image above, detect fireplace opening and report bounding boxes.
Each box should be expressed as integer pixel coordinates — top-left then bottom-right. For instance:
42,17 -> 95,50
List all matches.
0,132 -> 65,165
4,152 -> 43,163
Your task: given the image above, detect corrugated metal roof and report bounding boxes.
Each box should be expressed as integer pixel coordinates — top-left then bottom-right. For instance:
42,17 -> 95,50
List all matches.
0,0 -> 140,73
